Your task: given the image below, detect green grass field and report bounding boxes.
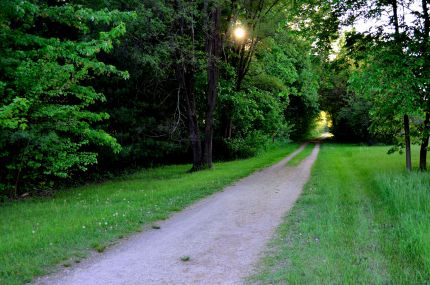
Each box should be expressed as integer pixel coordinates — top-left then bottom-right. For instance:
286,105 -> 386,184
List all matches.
250,144 -> 430,284
287,143 -> 315,167
0,144 -> 299,285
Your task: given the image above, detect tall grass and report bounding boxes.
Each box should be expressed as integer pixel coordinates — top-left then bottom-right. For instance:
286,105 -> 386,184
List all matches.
250,144 -> 430,284
375,171 -> 430,282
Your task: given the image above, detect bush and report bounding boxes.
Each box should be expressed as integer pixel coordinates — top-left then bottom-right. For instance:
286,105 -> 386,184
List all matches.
224,131 -> 272,158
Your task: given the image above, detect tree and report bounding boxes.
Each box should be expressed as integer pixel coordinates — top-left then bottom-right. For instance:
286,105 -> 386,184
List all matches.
391,0 -> 413,171
417,0 -> 430,170
172,0 -> 204,170
174,0 -> 291,169
346,0 -> 430,171
219,0 -> 293,140
0,1 -> 131,196
80,1 -> 190,169
172,0 -> 222,170
203,0 -> 222,168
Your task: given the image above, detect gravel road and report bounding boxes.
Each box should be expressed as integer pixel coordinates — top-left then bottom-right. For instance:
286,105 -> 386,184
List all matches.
34,144 -> 320,285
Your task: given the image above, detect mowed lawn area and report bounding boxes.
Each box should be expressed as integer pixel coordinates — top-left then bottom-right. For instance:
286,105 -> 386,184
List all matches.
251,144 -> 430,284
0,144 -> 299,285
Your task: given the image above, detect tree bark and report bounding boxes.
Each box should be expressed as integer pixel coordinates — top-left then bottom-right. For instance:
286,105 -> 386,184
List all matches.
225,118 -> 233,139
175,63 -> 203,171
420,113 -> 430,171
203,2 -> 222,169
183,71 -> 203,171
404,114 -> 412,171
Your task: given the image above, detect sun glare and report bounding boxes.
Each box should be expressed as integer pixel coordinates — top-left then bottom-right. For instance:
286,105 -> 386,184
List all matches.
233,27 -> 246,40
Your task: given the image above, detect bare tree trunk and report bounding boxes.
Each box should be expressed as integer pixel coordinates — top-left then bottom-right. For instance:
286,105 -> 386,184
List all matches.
203,2 -> 222,169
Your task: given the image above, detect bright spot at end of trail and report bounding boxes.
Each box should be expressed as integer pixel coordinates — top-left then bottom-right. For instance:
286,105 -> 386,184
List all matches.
234,27 -> 246,40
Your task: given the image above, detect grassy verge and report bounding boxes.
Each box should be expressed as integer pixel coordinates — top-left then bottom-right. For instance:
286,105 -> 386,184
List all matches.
287,143 -> 315,167
250,144 -> 430,284
0,143 -> 298,285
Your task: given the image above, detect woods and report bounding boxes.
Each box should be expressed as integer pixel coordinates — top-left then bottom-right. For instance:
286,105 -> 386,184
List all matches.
2,1 -> 430,284
0,0 -> 320,197
1,0 -> 429,197
323,0 -> 430,171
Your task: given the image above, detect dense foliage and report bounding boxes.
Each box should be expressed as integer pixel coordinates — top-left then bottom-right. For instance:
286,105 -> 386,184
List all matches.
0,0 -> 321,196
2,0 -> 429,196
319,0 -> 430,170
0,1 -> 132,196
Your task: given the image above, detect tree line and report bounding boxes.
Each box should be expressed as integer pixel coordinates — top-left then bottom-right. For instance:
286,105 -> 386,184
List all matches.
1,0 -> 428,198
320,0 -> 430,171
0,0 -> 321,197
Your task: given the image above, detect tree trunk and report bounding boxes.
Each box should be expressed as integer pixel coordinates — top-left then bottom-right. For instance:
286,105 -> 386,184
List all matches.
392,0 -> 412,171
184,73 -> 203,171
423,0 -> 429,39
173,0 -> 203,171
226,118 -> 232,138
420,113 -> 430,171
404,114 -> 412,171
420,0 -> 430,171
175,64 -> 203,171
203,2 -> 221,169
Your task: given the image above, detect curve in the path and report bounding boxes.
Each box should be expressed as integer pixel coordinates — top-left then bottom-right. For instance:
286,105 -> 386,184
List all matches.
34,144 -> 320,285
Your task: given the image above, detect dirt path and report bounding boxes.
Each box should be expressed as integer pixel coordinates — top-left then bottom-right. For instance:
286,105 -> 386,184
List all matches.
35,144 -> 320,285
